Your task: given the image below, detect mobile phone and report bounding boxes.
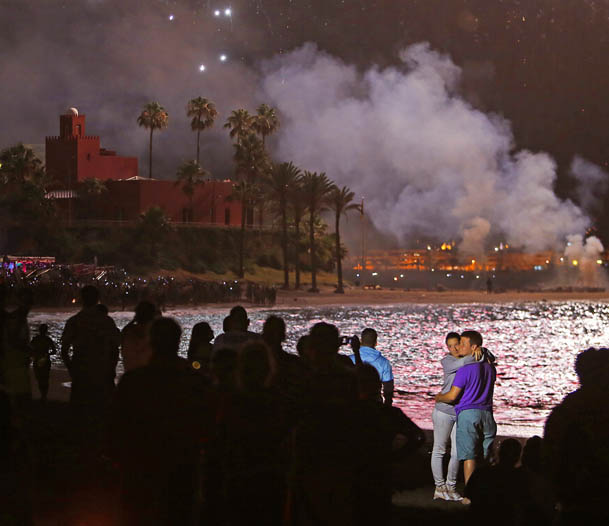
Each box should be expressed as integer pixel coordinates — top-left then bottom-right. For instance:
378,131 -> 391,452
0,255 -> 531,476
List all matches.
339,336 -> 352,345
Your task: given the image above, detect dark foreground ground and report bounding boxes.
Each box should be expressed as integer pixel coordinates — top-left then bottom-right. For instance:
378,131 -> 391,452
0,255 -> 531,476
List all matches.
10,399 -> 471,526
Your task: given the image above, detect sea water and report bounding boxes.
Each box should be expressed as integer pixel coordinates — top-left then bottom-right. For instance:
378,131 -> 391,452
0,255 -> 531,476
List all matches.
30,301 -> 609,437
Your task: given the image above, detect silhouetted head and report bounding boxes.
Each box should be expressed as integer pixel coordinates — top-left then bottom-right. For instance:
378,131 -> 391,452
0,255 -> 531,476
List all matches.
39,324 -> 48,335
134,300 -> 157,324
263,315 -> 286,348
237,341 -> 276,392
149,317 -> 182,357
95,303 -> 109,316
521,435 -> 543,473
498,438 -> 522,468
229,305 -> 249,331
81,285 -> 99,308
361,328 -> 378,348
575,347 -> 609,388
223,315 -> 233,333
356,363 -> 381,401
309,322 -> 340,357
190,321 -> 214,345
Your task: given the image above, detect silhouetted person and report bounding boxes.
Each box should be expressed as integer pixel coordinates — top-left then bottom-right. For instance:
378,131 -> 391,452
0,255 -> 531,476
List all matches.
109,317 -> 210,526
216,341 -> 287,526
187,321 -> 214,374
61,285 -> 120,411
518,436 -> 556,525
30,324 -> 56,402
544,347 -> 609,523
466,438 -> 527,526
121,300 -> 157,372
263,315 -> 310,425
288,362 -> 392,525
213,306 -> 260,351
1,288 -> 34,409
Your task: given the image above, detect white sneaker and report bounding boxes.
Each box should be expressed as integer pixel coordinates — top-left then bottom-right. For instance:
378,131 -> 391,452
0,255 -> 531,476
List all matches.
433,485 -> 449,500
445,487 -> 463,501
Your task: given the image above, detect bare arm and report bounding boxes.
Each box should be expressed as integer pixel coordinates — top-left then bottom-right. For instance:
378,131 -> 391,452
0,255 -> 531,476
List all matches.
435,385 -> 462,404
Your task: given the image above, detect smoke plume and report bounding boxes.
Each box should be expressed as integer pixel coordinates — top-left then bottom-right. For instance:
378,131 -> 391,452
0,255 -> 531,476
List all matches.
570,156 -> 609,215
260,43 -> 589,254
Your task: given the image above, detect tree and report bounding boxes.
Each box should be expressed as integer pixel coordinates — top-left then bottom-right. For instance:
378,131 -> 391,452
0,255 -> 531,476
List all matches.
265,162 -> 301,289
252,104 -> 280,147
287,175 -> 306,289
229,179 -> 261,278
0,143 -> 44,184
175,160 -> 209,222
224,109 -> 253,144
327,185 -> 361,293
233,132 -> 269,182
76,178 -> 107,220
135,206 -> 172,266
137,102 -> 169,179
301,171 -> 333,292
186,97 -> 217,165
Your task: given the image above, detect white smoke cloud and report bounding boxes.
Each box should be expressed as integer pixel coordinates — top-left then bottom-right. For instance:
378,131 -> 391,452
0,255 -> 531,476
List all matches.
260,42 -> 589,254
570,156 -> 609,214
564,234 -> 605,287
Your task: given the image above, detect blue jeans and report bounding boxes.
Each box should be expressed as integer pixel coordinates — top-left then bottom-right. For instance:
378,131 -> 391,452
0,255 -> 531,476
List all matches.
456,409 -> 496,461
431,407 -> 459,488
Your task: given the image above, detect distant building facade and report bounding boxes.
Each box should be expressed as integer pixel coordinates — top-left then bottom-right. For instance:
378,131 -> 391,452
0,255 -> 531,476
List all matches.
46,109 -> 243,226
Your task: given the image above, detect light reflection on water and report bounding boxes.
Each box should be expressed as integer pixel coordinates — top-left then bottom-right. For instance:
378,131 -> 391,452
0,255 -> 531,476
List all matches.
30,301 -> 609,437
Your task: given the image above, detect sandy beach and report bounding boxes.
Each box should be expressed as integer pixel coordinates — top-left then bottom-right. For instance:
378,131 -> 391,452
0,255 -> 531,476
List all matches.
274,286 -> 609,307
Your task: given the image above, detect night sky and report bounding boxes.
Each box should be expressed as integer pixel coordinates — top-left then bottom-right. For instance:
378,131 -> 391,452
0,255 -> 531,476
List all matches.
2,0 -> 609,241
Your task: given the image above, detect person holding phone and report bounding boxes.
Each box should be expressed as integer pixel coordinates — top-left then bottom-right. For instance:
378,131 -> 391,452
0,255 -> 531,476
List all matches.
348,328 -> 394,406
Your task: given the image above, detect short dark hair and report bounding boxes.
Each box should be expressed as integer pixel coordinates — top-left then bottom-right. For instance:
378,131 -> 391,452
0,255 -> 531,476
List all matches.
229,305 -> 248,331
149,317 -> 182,356
575,347 -> 609,386
361,328 -> 377,344
39,324 -> 48,334
263,315 -> 286,346
81,285 -> 99,308
309,322 -> 340,355
445,332 -> 460,343
461,330 -> 482,348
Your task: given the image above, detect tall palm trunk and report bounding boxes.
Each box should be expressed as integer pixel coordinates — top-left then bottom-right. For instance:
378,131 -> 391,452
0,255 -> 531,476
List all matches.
281,202 -> 289,289
335,211 -> 344,293
148,128 -> 153,179
189,194 -> 194,222
294,217 -> 301,289
309,211 -> 318,292
196,129 -> 201,165
238,201 -> 246,278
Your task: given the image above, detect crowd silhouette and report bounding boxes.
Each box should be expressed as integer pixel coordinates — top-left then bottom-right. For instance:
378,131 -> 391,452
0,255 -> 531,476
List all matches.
0,284 -> 608,525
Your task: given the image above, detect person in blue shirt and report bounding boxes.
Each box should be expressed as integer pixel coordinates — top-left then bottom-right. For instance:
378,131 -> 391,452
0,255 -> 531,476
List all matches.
349,328 -> 394,406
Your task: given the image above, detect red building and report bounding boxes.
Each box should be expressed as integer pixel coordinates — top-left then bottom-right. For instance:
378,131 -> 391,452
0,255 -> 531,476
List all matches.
45,109 -> 243,226
46,109 -> 138,186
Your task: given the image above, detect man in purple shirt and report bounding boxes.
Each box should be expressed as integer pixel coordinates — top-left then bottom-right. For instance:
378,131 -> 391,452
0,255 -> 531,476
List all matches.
435,330 -> 496,485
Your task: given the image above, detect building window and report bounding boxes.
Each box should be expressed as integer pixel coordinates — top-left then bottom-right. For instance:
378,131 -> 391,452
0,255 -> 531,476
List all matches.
224,208 -> 230,225
76,124 -> 82,136
87,153 -> 91,161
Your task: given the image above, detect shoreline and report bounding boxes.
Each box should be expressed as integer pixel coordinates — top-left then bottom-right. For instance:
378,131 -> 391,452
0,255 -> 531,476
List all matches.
30,287 -> 609,313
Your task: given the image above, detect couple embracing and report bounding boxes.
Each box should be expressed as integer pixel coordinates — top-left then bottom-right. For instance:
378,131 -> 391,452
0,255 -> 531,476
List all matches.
432,330 -> 497,502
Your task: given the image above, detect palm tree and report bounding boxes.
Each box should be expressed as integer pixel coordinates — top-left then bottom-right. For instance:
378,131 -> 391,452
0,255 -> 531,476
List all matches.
224,109 -> 253,144
0,143 -> 44,184
137,102 -> 169,179
265,162 -> 301,289
229,179 -> 261,278
186,97 -> 218,165
135,206 -> 172,266
233,132 -> 269,182
327,185 -> 361,293
301,171 -> 333,292
287,176 -> 306,289
175,160 -> 209,222
252,104 -> 280,147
